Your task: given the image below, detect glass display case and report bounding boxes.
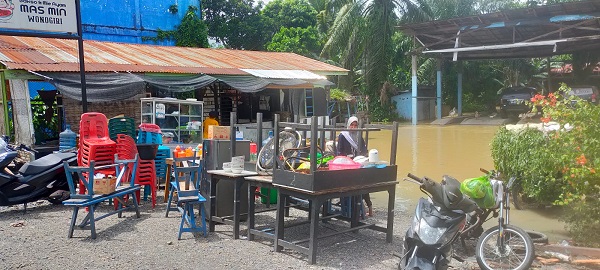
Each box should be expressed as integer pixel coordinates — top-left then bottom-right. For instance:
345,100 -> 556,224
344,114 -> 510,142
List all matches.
140,98 -> 204,144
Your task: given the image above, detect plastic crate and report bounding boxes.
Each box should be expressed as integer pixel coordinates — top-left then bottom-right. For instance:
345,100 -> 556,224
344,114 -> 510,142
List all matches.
139,123 -> 161,133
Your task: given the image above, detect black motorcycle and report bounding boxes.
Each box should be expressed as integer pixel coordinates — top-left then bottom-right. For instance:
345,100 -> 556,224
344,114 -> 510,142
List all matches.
400,171 -> 535,270
400,173 -> 479,270
0,137 -> 76,208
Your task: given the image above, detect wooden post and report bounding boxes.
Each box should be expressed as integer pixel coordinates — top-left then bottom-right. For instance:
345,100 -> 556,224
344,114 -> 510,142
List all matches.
10,79 -> 35,146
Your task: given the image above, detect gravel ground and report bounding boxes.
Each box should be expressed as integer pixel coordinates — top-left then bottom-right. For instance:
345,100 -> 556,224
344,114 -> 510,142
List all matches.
0,193 -> 592,270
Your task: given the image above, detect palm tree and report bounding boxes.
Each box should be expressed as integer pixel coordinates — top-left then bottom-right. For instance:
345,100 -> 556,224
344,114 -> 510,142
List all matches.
321,0 -> 434,96
321,0 -> 533,119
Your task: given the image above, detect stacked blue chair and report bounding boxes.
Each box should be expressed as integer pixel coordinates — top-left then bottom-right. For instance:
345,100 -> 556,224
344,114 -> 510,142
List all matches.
154,146 -> 170,179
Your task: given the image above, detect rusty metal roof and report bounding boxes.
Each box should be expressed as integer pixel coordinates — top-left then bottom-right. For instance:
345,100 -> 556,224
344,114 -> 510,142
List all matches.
397,0 -> 600,60
0,36 -> 348,75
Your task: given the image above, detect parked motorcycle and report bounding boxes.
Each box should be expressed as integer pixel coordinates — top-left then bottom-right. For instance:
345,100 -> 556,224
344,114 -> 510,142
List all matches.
0,137 -> 76,207
463,169 -> 535,270
399,170 -> 535,270
399,173 -> 479,270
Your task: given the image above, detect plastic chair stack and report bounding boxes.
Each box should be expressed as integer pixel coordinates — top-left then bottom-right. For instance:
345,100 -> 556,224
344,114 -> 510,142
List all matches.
115,134 -> 157,208
154,146 -> 171,180
108,117 -> 136,142
137,123 -> 170,184
137,123 -> 162,144
78,112 -> 117,194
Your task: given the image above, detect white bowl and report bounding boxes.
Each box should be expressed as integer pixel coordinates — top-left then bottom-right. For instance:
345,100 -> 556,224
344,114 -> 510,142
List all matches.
230,168 -> 243,174
222,162 -> 232,172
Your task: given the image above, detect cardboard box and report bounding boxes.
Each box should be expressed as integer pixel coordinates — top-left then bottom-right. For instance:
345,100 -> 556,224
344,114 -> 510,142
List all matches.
93,176 -> 117,194
207,125 -> 230,139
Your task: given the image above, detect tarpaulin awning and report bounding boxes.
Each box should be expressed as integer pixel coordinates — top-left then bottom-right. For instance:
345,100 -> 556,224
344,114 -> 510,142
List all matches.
39,72 -> 146,102
140,73 -> 216,93
211,73 -> 333,93
39,72 -> 217,101
38,69 -> 334,101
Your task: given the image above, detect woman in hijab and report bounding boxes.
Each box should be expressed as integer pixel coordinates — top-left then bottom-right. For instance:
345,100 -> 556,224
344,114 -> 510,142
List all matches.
337,116 -> 367,157
336,116 -> 373,216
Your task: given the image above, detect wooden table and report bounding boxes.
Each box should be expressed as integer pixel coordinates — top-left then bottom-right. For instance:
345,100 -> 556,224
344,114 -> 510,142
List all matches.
206,170 -> 258,239
273,181 -> 398,264
244,175 -> 280,242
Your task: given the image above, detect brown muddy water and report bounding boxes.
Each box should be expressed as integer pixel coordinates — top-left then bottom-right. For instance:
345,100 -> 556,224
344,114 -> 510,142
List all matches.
365,125 -> 569,243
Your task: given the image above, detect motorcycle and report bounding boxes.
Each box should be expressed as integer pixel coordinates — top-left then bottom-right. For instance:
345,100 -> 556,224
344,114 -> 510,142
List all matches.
400,173 -> 479,270
0,137 -> 77,208
461,169 -> 535,270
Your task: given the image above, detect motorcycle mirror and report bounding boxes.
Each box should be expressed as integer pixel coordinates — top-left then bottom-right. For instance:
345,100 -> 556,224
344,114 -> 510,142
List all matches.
19,144 -> 38,153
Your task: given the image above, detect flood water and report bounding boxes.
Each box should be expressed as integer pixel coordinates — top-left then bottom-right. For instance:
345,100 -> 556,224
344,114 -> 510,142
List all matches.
365,125 -> 569,242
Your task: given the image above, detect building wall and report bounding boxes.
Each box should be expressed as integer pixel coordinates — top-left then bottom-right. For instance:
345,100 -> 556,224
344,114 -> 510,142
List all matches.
63,93 -> 148,134
81,0 -> 201,45
392,93 -> 436,121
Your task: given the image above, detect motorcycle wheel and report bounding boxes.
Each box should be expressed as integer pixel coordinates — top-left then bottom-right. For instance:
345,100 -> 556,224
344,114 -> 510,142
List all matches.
399,246 -> 449,270
476,225 -> 534,270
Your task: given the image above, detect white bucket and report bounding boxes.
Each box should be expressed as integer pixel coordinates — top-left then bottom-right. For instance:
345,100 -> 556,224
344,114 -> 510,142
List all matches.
368,149 -> 380,162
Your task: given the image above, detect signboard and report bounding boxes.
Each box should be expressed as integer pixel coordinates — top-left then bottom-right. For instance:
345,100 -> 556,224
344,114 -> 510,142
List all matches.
0,0 -> 77,33
155,103 -> 165,119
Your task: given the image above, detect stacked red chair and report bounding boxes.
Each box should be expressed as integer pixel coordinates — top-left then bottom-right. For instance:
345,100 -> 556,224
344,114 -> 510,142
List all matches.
78,113 -> 117,194
115,134 -> 157,208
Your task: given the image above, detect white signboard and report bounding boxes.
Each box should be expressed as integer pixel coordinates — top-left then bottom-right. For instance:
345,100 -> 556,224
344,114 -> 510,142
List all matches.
155,103 -> 165,119
0,0 -> 77,33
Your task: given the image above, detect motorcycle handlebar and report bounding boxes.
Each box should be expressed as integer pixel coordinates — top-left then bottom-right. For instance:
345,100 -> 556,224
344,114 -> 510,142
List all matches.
480,168 -> 490,174
407,173 -> 423,183
19,144 -> 38,153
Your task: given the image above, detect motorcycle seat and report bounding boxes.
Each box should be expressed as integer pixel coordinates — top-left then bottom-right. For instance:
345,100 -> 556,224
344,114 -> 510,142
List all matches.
19,152 -> 76,176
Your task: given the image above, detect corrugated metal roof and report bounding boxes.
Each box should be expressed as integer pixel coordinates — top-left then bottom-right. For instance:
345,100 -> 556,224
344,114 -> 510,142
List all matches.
241,69 -> 327,80
0,36 -> 348,75
397,0 -> 600,60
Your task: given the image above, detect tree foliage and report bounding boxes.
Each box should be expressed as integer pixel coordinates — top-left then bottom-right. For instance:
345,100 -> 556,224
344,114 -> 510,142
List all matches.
266,26 -> 322,57
144,6 -> 209,48
262,0 -> 318,32
203,0 -> 267,50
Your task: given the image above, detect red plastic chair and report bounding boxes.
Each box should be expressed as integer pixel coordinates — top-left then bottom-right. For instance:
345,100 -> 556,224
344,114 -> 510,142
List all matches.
115,134 -> 157,208
80,112 -> 110,139
77,112 -> 117,194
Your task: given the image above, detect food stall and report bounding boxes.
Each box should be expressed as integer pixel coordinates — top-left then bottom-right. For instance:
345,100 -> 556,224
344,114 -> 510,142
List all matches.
266,114 -> 400,264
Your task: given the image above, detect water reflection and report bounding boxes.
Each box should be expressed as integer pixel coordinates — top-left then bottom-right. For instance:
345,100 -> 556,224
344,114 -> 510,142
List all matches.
366,125 -> 568,242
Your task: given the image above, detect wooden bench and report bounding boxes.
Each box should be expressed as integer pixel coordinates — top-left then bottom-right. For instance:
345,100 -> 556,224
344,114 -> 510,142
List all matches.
62,155 -> 142,239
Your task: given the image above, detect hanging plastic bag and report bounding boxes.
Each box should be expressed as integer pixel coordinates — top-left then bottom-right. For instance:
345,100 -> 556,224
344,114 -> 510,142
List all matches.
460,175 -> 495,209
